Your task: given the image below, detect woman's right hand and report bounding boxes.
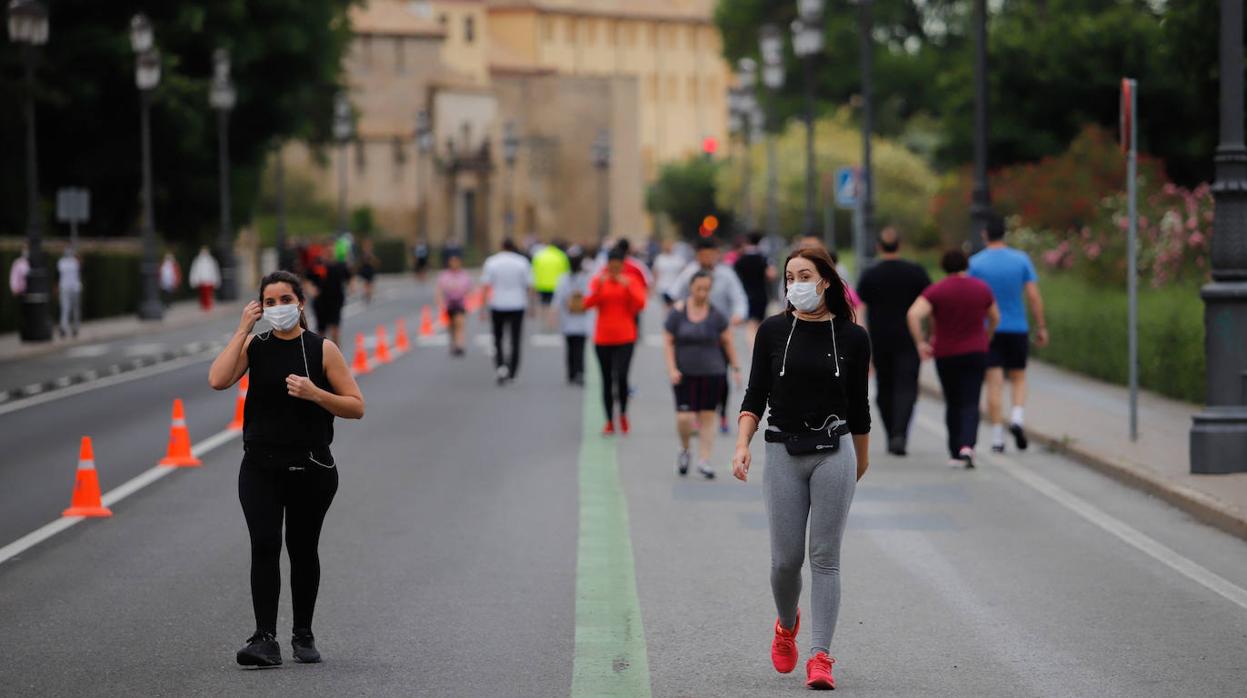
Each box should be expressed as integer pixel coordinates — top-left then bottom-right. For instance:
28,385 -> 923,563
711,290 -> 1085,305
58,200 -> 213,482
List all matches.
669,369 -> 682,386
732,443 -> 752,482
239,300 -> 262,335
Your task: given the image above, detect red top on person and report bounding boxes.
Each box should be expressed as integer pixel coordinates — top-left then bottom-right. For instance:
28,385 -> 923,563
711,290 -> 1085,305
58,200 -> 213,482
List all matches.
585,273 -> 647,345
920,276 -> 995,358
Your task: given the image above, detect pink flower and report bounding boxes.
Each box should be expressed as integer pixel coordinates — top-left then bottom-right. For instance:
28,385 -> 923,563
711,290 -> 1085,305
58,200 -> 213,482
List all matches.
1189,232 -> 1205,247
1086,243 -> 1102,259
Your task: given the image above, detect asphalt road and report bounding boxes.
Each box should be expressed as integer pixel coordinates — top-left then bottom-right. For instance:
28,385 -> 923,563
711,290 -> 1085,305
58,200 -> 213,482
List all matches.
1,301 -> 1246,696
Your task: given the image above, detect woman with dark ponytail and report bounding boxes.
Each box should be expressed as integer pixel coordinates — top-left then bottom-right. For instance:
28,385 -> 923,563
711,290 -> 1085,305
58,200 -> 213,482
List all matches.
732,246 -> 871,690
209,270 -> 365,667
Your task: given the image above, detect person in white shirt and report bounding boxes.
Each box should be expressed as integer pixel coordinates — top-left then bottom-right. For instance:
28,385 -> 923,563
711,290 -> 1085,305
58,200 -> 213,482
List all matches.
9,245 -> 30,299
480,239 -> 534,385
652,239 -> 687,308
159,252 -> 181,307
189,246 -> 222,311
57,247 -> 83,338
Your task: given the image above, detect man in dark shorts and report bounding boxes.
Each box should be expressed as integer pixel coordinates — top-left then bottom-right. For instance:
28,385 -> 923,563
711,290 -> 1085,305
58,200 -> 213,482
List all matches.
307,245 -> 351,347
413,239 -> 431,282
733,231 -> 776,348
969,214 -> 1050,453
856,227 -> 931,456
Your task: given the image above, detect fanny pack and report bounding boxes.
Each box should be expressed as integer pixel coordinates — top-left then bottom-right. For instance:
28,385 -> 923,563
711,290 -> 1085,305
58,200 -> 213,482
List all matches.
764,416 -> 850,456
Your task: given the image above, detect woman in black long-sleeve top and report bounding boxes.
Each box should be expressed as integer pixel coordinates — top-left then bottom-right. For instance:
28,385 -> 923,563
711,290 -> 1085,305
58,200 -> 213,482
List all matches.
732,245 -> 871,690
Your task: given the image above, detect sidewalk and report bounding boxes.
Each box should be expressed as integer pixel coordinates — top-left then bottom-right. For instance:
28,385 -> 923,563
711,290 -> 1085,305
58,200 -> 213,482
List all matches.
0,298 -> 242,364
919,360 -> 1247,540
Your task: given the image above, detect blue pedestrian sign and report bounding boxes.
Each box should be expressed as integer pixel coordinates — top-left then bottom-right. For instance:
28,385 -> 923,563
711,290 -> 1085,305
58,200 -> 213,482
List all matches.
834,167 -> 857,209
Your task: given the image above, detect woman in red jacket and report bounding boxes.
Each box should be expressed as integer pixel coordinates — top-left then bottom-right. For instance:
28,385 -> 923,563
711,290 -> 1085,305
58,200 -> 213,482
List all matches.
585,246 -> 648,435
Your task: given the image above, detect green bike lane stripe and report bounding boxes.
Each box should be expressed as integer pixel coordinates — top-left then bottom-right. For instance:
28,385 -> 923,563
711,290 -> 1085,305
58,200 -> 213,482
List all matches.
571,363 -> 652,697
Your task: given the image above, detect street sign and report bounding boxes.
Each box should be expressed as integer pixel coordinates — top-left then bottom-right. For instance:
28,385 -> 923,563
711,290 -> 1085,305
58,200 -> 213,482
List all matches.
56,188 -> 90,224
834,167 -> 856,209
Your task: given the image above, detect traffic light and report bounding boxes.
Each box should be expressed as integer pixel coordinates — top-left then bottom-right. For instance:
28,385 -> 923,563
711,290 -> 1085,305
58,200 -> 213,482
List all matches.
699,214 -> 719,238
702,136 -> 719,156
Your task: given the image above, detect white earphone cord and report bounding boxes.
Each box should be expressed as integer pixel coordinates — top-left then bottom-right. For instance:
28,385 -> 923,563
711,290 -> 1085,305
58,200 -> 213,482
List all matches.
778,315 -> 839,378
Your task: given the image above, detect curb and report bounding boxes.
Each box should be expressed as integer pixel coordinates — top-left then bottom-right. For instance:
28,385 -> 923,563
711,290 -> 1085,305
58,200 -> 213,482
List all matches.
917,381 -> 1247,543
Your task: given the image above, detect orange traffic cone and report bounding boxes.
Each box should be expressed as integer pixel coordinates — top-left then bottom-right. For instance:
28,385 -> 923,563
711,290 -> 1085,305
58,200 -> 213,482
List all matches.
64,436 -> 112,518
375,325 -> 393,364
159,398 -> 202,467
394,318 -> 411,353
420,306 -> 434,337
351,333 -> 371,375
226,374 -> 248,432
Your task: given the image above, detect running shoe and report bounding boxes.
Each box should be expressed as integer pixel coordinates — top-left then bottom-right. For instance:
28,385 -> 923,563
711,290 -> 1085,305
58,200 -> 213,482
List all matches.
1010,423 -> 1029,451
991,443 -> 1006,454
719,415 -> 730,434
771,610 -> 800,674
603,420 -> 615,436
805,652 -> 836,690
236,630 -> 282,667
697,460 -> 716,480
291,628 -> 322,664
958,447 -> 975,469
887,435 -> 907,456
620,415 -> 631,435
495,365 -> 509,385
677,450 -> 691,476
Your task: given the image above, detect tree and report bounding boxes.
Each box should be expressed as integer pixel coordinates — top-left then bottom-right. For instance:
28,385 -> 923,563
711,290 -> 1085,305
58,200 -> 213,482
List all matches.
647,156 -> 734,240
0,0 -> 355,243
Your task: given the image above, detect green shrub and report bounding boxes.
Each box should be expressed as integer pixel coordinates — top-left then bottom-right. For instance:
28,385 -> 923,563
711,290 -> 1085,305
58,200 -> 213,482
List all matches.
1033,273 -> 1205,404
372,238 -> 408,274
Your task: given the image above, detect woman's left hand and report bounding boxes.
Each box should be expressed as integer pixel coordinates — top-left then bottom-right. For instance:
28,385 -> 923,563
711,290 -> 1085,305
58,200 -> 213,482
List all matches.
286,374 -> 321,402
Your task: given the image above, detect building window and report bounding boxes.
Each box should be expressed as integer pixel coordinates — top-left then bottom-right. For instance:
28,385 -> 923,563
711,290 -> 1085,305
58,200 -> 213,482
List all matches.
542,16 -> 554,42
623,23 -> 635,47
688,76 -> 697,103
360,35 -> 372,70
566,18 -> 577,44
687,25 -> 697,51
586,18 -> 596,45
355,140 -> 367,173
393,137 -> 407,180
465,16 -> 475,43
395,38 -> 406,73
647,23 -> 657,48
438,13 -> 448,28
666,76 -> 677,100
647,74 -> 658,101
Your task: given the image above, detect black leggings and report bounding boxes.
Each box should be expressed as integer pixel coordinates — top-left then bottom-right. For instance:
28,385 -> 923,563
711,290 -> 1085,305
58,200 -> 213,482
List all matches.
934,352 -> 987,458
491,310 -> 525,378
239,452 -> 339,636
594,343 -> 635,421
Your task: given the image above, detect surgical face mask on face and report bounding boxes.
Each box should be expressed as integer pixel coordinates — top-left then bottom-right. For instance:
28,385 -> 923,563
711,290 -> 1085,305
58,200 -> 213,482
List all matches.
786,280 -> 824,313
263,303 -> 302,331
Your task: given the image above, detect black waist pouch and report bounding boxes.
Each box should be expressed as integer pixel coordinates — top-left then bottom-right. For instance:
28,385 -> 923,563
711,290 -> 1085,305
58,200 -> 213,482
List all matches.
764,423 -> 849,456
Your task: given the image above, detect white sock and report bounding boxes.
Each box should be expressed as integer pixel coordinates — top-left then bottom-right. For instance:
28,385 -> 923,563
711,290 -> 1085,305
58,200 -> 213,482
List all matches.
993,424 -> 1005,446
1011,406 -> 1024,426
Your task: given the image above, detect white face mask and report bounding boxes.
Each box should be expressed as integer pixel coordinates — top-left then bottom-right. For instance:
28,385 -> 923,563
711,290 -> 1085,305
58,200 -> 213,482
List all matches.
786,280 -> 824,313
263,304 -> 302,331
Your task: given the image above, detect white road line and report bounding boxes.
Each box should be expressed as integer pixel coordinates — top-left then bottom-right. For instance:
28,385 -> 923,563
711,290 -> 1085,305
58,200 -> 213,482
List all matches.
0,428 -> 242,566
914,413 -> 1247,612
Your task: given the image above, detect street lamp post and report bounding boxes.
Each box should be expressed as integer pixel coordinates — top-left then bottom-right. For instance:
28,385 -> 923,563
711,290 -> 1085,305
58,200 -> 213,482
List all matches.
858,0 -> 877,267
8,0 -> 51,341
502,121 -> 519,238
967,0 -> 992,253
132,14 -> 164,321
209,48 -> 237,300
415,109 -> 433,244
792,0 -> 824,235
592,130 -> 611,245
333,92 -> 353,237
732,58 -> 758,231
1191,0 -> 1247,473
759,24 -> 785,242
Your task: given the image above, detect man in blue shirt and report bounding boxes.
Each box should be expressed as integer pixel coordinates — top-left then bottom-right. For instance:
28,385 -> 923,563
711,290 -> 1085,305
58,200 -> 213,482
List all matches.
969,214 -> 1049,453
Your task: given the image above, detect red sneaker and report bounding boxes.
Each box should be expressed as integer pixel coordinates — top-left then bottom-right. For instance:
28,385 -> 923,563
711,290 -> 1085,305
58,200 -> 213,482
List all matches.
805,652 -> 835,690
620,415 -> 630,434
771,610 -> 800,673
602,420 -> 615,436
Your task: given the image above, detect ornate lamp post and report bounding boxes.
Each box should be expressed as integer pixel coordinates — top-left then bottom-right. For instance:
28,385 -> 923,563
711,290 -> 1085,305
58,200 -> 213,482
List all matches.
132,14 -> 164,321
414,109 -> 433,243
759,24 -> 785,241
502,121 -> 519,238
730,58 -> 759,231
1191,0 -> 1247,473
332,92 -> 353,236
209,48 -> 237,300
968,0 -> 992,253
857,0 -> 876,266
791,0 -> 824,235
8,0 -> 51,340
592,130 -> 611,244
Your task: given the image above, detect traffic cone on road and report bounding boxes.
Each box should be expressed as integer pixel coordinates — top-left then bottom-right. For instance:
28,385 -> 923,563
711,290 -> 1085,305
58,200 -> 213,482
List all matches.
63,437 -> 112,518
375,325 -> 393,364
394,318 -> 411,353
159,399 -> 202,467
420,306 -> 434,337
438,306 -> 449,328
351,333 -> 371,375
226,374 -> 248,432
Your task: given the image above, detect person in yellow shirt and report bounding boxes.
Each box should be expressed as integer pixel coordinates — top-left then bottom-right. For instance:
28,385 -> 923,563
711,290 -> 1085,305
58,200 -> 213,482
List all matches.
531,241 -> 571,328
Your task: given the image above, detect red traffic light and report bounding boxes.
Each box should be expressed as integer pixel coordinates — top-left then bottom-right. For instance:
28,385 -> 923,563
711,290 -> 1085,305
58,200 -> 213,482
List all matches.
702,136 -> 719,155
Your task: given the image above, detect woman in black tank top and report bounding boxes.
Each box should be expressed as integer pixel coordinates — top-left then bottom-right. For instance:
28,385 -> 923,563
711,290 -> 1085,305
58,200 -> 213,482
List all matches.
209,271 -> 364,667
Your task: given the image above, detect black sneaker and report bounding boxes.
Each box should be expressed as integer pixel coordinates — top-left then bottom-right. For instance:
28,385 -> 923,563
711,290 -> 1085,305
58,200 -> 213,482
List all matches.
887,435 -> 907,456
677,450 -> 690,476
292,629 -> 322,664
958,447 -> 976,469
237,630 -> 282,667
1010,423 -> 1029,451
991,443 -> 1006,454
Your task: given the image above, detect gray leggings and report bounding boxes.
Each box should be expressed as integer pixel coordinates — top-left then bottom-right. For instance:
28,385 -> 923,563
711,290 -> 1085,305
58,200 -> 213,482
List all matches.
763,440 -> 857,657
